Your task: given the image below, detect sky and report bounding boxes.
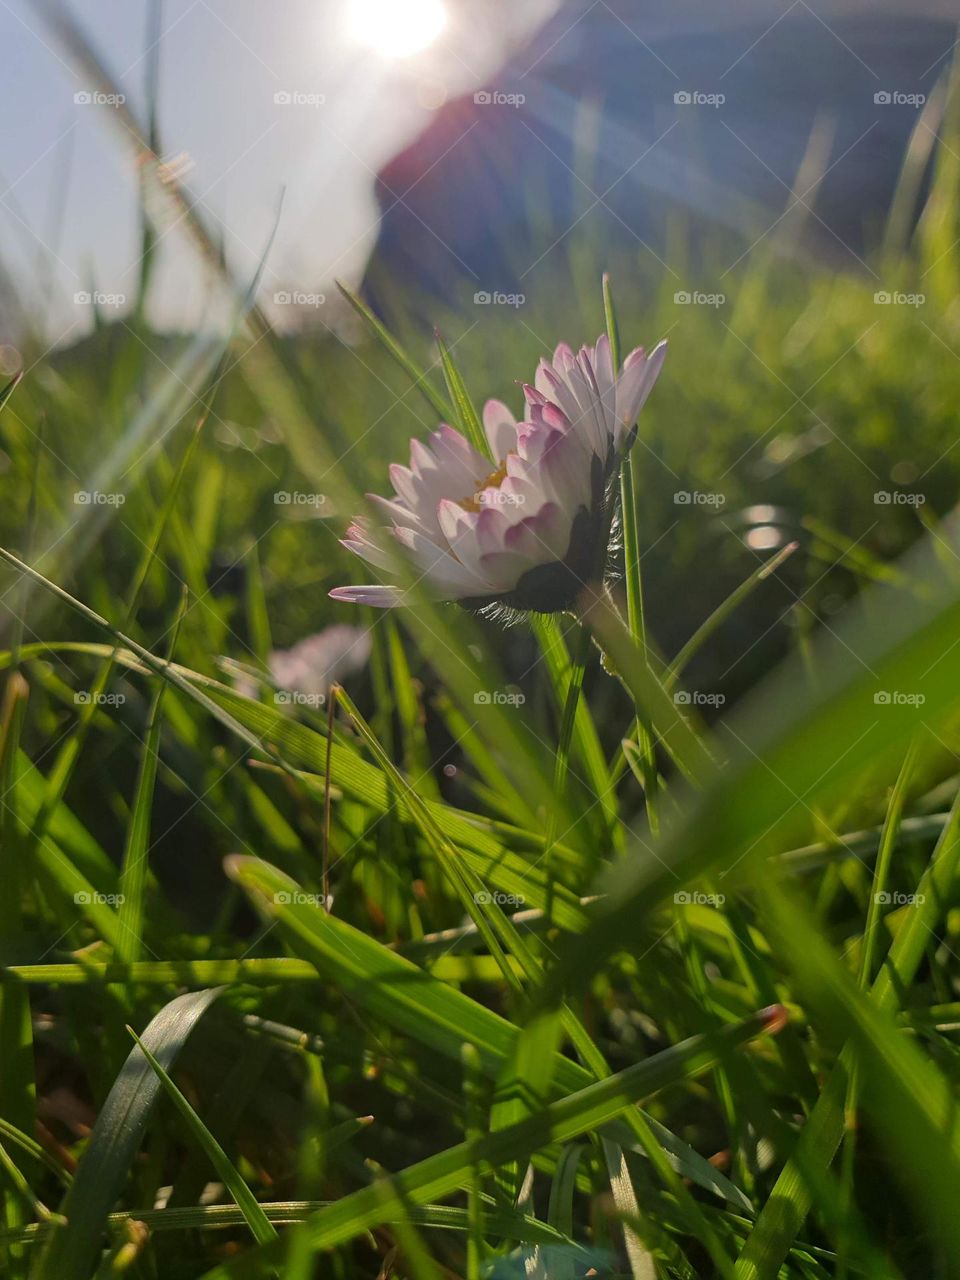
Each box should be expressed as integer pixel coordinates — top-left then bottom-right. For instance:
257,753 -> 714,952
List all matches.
0,0 -> 557,342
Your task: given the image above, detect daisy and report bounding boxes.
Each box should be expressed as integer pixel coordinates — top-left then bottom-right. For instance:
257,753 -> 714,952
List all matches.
330,334 -> 666,614
270,624 -> 372,697
228,625 -> 372,702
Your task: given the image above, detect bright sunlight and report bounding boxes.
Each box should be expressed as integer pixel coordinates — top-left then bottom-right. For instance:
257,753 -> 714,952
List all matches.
346,0 -> 447,59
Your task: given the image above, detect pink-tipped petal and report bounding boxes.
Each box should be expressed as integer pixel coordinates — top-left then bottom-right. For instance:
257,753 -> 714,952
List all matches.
329,585 -> 401,608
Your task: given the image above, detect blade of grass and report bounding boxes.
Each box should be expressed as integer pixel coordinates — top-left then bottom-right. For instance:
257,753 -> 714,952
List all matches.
33,988 -> 221,1280
197,1006 -> 785,1278
665,542 -> 800,688
606,274 -> 659,832
335,281 -> 452,421
1,1199 -> 581,1248
225,855 -> 753,1213
735,778 -> 960,1278
434,328 -> 491,460
115,597 -> 185,969
126,1026 -> 277,1246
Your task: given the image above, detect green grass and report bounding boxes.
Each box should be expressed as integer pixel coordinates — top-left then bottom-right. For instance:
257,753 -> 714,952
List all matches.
4,16 -> 960,1279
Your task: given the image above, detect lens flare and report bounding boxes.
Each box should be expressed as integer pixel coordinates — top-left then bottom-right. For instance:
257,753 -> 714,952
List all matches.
346,0 -> 447,59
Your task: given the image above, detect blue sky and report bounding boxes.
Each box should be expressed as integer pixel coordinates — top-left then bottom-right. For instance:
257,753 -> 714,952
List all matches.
0,0 -> 554,340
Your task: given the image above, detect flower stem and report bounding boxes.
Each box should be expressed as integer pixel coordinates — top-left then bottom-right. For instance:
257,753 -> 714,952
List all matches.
604,273 -> 660,831
620,455 -> 660,832
574,582 -> 712,785
542,621 -> 593,924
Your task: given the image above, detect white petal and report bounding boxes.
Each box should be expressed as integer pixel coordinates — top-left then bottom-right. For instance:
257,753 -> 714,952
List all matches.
482,399 -> 518,459
396,520 -> 490,596
431,424 -> 490,482
341,534 -> 393,571
616,339 -> 667,443
367,493 -> 427,534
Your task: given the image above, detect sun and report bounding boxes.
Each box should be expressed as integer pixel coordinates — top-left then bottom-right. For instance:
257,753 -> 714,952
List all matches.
346,0 -> 448,59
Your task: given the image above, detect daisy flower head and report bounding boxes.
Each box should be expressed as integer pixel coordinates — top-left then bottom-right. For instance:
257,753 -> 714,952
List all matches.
330,333 -> 666,615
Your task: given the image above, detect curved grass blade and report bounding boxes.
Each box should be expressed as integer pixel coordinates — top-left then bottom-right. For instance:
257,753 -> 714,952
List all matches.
126,1027 -> 276,1246
735,780 -> 960,1278
555,531 -> 960,1001
115,602 -> 184,968
435,328 -> 491,460
2,1199 -> 580,1249
606,274 -> 659,833
225,856 -> 754,1213
32,988 -> 221,1280
197,1006 -> 784,1278
335,281 -> 452,421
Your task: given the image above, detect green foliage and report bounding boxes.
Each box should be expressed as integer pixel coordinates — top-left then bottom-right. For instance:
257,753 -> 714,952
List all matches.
3,37 -> 960,1280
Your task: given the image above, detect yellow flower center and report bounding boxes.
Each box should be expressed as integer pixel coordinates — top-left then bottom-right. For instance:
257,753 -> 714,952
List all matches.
458,457 -> 511,512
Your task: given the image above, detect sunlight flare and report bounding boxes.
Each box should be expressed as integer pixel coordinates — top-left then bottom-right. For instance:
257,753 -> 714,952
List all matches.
346,0 -> 447,59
